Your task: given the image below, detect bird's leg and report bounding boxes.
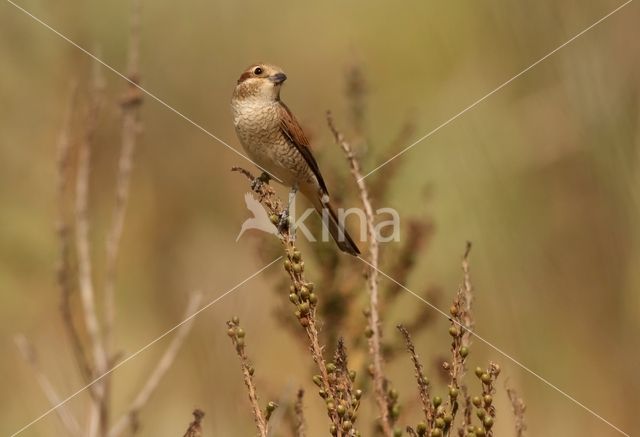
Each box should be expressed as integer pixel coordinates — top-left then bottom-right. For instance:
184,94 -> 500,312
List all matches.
278,184 -> 298,234
250,171 -> 271,191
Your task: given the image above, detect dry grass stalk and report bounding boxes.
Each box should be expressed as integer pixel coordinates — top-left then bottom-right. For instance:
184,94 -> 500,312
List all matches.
327,112 -> 394,436
108,292 -> 202,437
75,58 -> 109,437
182,409 -> 205,437
104,0 -> 143,360
226,317 -> 275,437
56,84 -> 96,387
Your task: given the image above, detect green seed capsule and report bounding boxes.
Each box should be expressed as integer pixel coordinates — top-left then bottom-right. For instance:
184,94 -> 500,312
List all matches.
391,404 -> 400,418
460,346 -> 469,358
300,286 -> 310,300
299,302 -> 310,314
433,396 -> 442,407
483,417 -> 493,428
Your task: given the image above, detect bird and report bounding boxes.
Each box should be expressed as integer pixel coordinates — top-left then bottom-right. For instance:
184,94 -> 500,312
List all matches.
236,192 -> 278,241
231,63 -> 360,256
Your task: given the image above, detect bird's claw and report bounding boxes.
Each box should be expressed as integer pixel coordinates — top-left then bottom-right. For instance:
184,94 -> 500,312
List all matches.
250,172 -> 271,191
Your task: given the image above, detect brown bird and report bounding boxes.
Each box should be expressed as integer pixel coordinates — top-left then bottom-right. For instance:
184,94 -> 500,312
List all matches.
231,63 -> 360,256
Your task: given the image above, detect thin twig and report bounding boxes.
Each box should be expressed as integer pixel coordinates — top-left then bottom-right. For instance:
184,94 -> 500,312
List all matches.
182,409 -> 205,437
108,292 -> 203,437
104,0 -> 143,358
14,335 -> 82,436
56,83 -> 95,387
76,58 -> 108,437
327,112 -> 393,436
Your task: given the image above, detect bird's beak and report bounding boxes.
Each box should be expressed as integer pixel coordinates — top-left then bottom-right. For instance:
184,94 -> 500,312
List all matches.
269,72 -> 287,85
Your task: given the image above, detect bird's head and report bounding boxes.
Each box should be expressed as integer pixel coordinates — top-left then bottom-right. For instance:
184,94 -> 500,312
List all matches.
233,63 -> 287,102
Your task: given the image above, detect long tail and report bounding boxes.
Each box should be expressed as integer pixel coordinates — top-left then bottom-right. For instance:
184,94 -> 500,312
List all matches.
309,191 -> 360,256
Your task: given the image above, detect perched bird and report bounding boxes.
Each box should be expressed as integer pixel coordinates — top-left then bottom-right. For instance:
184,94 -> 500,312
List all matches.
231,63 -> 360,256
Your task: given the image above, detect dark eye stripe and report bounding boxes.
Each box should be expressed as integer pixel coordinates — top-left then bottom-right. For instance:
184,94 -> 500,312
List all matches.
237,71 -> 252,84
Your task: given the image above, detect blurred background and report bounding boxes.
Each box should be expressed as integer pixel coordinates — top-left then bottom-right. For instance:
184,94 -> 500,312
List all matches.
1,0 -> 639,435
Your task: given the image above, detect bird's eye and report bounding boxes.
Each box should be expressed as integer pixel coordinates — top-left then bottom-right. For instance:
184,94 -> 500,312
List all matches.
253,67 -> 263,75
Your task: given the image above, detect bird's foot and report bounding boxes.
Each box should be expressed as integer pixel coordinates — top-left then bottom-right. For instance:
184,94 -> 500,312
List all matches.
250,172 -> 271,191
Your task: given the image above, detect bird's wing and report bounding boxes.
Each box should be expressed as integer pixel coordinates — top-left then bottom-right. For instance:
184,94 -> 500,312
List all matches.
277,101 -> 329,194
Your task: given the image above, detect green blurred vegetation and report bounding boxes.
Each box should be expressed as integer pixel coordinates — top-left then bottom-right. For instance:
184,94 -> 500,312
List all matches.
1,0 -> 639,435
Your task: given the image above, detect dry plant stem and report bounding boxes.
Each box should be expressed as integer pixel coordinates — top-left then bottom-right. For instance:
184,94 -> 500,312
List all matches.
232,167 -> 345,435
56,84 -> 95,386
76,62 -> 109,437
227,318 -> 269,437
506,383 -> 527,437
14,335 -> 82,436
294,389 -> 306,437
108,292 -> 202,437
327,113 -> 393,436
397,325 -> 433,428
182,409 -> 205,437
104,0 -> 143,360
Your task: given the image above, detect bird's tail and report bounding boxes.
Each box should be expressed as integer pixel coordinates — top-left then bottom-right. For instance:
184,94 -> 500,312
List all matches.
309,191 -> 360,256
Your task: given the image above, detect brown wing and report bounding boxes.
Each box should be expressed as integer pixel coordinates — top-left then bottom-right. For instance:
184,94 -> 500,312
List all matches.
277,102 -> 329,194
